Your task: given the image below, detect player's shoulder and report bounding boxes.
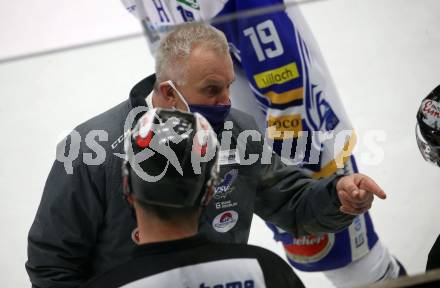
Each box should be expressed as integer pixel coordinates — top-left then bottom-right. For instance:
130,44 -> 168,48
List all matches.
74,100 -> 130,135
206,242 -> 287,265
83,242 -> 294,288
202,243 -> 297,286
236,243 -> 287,263
57,99 -> 132,160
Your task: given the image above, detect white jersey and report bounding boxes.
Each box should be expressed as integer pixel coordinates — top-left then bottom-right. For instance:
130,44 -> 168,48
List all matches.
122,0 -> 355,175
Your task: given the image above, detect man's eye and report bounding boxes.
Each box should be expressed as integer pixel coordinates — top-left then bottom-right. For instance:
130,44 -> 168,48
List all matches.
206,86 -> 221,95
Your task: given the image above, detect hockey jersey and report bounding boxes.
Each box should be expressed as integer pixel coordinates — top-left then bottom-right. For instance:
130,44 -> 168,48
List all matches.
121,0 -> 378,271
82,235 -> 301,287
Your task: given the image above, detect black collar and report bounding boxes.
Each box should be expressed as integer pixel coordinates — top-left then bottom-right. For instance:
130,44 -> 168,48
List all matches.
134,234 -> 210,257
129,74 -> 156,109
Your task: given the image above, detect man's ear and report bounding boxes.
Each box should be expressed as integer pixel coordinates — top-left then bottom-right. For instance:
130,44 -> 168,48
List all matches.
157,82 -> 177,108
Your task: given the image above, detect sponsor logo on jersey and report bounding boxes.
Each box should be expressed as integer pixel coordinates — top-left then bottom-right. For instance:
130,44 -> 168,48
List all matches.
199,280 -> 255,288
264,87 -> 304,104
215,201 -> 238,210
214,169 -> 238,199
111,130 -> 131,150
176,0 -> 200,10
267,114 -> 302,140
283,233 -> 335,263
212,210 -> 238,233
349,215 -> 370,262
253,62 -> 299,89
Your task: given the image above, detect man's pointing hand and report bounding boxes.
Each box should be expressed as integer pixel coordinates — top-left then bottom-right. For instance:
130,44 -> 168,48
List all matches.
336,173 -> 387,215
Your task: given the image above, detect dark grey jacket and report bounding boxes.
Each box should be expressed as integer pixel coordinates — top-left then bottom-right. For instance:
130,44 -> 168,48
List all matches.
26,74 -> 353,287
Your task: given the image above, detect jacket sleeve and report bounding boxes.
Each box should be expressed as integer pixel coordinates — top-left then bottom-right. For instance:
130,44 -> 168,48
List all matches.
26,139 -> 105,288
254,152 -> 354,236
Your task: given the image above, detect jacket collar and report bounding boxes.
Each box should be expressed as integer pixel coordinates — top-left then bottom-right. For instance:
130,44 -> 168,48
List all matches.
133,234 -> 209,257
129,74 -> 156,109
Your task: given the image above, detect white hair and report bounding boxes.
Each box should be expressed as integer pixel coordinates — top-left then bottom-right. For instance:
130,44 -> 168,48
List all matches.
155,22 -> 229,85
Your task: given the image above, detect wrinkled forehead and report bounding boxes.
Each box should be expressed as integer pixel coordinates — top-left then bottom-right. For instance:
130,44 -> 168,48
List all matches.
182,45 -> 234,84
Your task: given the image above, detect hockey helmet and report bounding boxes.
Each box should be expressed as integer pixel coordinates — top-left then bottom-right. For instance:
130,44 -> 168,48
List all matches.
122,108 -> 220,207
416,85 -> 440,167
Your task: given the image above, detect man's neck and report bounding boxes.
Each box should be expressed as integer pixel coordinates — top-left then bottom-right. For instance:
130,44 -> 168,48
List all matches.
137,217 -> 197,245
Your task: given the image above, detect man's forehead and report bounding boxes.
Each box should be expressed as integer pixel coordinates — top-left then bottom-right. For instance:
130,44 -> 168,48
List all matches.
188,45 -> 230,62
185,50 -> 234,84
200,74 -> 235,85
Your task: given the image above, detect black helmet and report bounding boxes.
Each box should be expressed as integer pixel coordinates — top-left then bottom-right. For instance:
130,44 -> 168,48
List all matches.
122,108 -> 220,208
416,85 -> 440,167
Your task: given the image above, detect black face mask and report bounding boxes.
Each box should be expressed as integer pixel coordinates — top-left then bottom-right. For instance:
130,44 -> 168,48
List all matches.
166,80 -> 231,135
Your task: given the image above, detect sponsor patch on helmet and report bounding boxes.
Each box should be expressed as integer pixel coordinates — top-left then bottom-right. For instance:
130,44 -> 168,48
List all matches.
212,210 -> 238,233
421,99 -> 440,129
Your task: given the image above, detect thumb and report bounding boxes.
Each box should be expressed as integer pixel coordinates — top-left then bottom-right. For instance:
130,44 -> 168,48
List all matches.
337,176 -> 359,194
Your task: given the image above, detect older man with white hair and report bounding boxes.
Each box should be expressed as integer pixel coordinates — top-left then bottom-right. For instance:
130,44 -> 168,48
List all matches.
27,22 -> 386,288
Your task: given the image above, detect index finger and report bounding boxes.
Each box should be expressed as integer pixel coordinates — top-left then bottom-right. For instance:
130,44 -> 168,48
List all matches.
359,176 -> 387,199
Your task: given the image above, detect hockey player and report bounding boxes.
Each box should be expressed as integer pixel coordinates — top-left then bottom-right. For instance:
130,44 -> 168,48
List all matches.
121,0 -> 405,286
415,85 -> 440,270
82,108 -> 302,287
27,22 -> 386,287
